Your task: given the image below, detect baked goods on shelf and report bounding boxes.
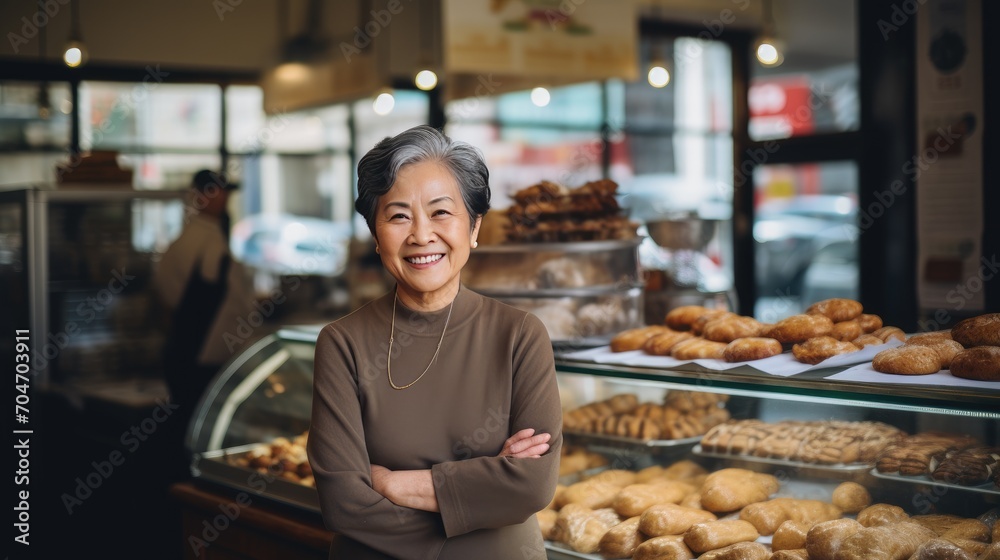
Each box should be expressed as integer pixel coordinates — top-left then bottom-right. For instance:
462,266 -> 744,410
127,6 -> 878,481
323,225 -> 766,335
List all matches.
562,391 -> 730,442
951,346 -> 1000,381
700,419 -> 904,465
872,345 -> 943,375
559,445 -> 610,477
874,432 -> 985,482
227,431 -> 314,487
951,313 -> 1000,347
831,481 -> 871,514
867,314 -> 1000,379
506,179 -> 638,242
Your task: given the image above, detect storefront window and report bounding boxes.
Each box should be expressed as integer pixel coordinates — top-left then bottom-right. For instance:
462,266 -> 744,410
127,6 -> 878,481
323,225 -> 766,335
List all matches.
0,81 -> 73,187
753,160 -> 859,321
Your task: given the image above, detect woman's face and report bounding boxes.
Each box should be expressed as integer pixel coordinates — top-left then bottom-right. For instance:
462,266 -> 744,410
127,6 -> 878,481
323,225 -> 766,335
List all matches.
374,160 -> 481,310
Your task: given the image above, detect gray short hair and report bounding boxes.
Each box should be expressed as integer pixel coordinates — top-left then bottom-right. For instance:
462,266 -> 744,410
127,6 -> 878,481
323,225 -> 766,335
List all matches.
355,125 -> 491,236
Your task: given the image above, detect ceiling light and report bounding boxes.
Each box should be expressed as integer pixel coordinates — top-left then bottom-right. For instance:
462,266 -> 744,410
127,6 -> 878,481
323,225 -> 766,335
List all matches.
373,91 -> 395,115
63,0 -> 87,68
414,69 -> 438,91
530,87 -> 551,107
647,64 -> 670,88
756,0 -> 784,67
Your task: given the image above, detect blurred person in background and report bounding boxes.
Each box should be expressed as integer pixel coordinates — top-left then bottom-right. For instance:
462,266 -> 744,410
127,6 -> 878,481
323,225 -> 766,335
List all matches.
154,169 -> 254,476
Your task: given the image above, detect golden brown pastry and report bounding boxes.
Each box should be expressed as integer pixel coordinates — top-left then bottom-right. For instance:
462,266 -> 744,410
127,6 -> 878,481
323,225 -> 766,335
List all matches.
639,503 -> 718,537
853,334 -> 886,348
683,519 -> 760,554
772,520 -> 812,551
537,508 -> 558,540
951,313 -> 1000,347
635,465 -> 666,483
723,337 -> 783,362
700,469 -> 780,513
856,503 -> 909,527
769,550 -> 809,560
607,393 -> 640,413
670,338 -> 728,360
679,492 -> 702,510
612,483 -> 688,517
792,336 -> 859,364
833,521 -> 937,560
692,311 -> 738,335
697,541 -> 770,560
598,516 -> 646,559
558,478 -> 628,509
831,319 -> 864,342
660,459 -> 708,481
911,515 -> 990,543
978,543 -> 1000,560
805,518 -> 864,560
739,498 -> 842,535
807,298 -> 864,322
909,538 -> 976,560
665,305 -> 713,331
872,345 -> 942,375
908,329 -> 953,342
703,316 -> 766,343
612,325 -> 674,352
595,469 -> 639,487
872,326 -> 907,342
932,446 -> 1000,485
857,313 -> 884,333
875,432 -> 979,476
663,390 -> 729,411
949,346 -> 1000,381
907,338 -> 965,369
644,330 -> 697,355
632,535 -> 694,560
766,314 -> 835,343
556,505 -> 623,553
831,481 -> 871,514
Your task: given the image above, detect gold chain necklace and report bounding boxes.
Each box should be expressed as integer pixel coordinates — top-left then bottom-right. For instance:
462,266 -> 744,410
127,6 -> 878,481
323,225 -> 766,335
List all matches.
387,290 -> 456,390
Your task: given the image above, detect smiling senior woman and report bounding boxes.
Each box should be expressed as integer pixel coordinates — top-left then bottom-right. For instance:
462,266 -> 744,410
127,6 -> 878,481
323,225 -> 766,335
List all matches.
307,125 -> 563,559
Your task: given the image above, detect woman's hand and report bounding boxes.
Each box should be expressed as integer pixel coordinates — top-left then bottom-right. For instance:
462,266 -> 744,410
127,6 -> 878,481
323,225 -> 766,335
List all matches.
370,464 -> 393,498
370,464 -> 439,512
498,428 -> 551,458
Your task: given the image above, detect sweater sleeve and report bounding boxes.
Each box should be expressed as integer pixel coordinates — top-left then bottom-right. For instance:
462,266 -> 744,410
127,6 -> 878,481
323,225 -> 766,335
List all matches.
431,312 -> 563,538
307,324 -> 446,560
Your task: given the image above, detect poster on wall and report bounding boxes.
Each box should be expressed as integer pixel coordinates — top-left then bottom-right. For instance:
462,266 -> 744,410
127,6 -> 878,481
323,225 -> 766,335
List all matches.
442,0 -> 638,84
915,0 -> 985,316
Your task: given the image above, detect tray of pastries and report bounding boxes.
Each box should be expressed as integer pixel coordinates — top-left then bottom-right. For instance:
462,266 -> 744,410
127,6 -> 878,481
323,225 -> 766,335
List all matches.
541,457 -> 999,560
562,391 -> 730,454
194,431 -> 320,512
870,431 -> 1000,495
505,179 -> 638,243
694,419 -> 906,473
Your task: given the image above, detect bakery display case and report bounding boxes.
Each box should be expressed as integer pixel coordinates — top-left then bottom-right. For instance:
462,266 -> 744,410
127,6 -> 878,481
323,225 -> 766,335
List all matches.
462,239 -> 645,347
186,319 -> 999,559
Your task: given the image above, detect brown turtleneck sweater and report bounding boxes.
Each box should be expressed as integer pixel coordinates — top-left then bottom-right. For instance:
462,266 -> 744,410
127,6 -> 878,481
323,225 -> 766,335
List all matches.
308,286 -> 563,560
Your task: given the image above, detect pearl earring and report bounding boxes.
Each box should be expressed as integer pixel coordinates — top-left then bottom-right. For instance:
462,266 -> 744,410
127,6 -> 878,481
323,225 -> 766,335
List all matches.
472,241 -> 478,248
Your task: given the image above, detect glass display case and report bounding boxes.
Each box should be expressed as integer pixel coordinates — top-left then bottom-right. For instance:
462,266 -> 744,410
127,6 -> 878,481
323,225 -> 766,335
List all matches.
1,186 -> 185,386
462,239 -> 644,346
188,324 -> 999,560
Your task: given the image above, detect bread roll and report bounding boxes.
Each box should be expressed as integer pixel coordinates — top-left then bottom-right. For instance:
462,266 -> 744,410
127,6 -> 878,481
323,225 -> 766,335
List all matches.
612,325 -> 674,352
872,326 -> 907,342
556,504 -> 622,553
857,313 -> 884,333
723,337 -> 783,362
739,498 -> 842,535
951,313 -> 1000,347
872,346 -> 942,375
906,338 -> 965,368
696,541 -> 769,560
833,521 -> 937,560
559,479 -> 627,509
644,330 -> 696,355
805,518 -> 863,560
769,550 -> 809,560
806,298 -> 863,322
666,305 -> 713,331
639,503 -> 718,537
537,508 -> 558,540
831,319 -> 864,342
598,516 -> 646,559
703,316 -> 765,343
950,346 -> 1000,381
683,519 -> 760,553
911,515 -> 990,543
772,520 -> 811,551
700,468 -> 780,513
857,503 -> 909,527
612,483 -> 688,517
831,481 -> 871,514
909,538 -> 976,560
766,314 -> 835,343
632,535 -> 694,560
791,336 -> 859,364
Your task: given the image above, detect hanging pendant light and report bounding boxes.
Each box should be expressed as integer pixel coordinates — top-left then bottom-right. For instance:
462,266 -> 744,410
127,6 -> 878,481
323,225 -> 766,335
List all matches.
647,40 -> 670,88
63,0 -> 87,68
755,0 -> 784,67
413,3 -> 439,91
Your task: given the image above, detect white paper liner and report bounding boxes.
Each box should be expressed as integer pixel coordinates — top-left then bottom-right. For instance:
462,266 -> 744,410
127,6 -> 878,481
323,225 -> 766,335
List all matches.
561,338 -> 904,377
828,362 -> 1000,389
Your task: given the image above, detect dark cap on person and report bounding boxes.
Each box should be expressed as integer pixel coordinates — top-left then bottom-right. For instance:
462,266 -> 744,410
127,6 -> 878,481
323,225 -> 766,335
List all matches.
192,169 -> 239,192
